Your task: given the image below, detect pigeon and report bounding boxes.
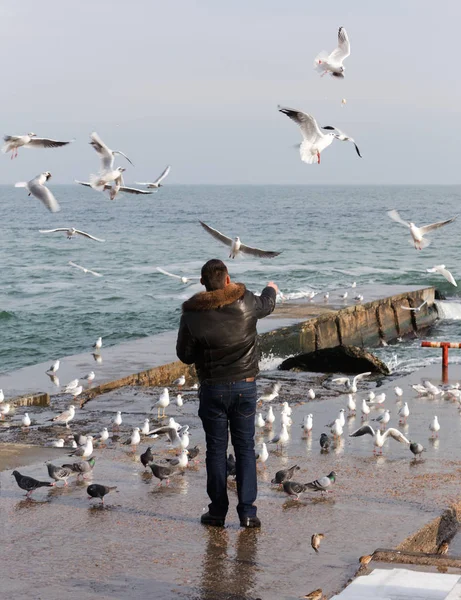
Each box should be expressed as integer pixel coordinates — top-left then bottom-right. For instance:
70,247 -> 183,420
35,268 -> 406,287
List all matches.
311,533 -> 325,553
271,464 -> 300,485
227,454 -> 236,478
22,413 -> 31,427
149,463 -> 185,485
135,165 -> 171,189
93,337 -> 102,350
387,209 -> 456,250
155,388 -> 170,418
187,445 -> 200,462
321,126 -> 361,157
306,471 -> 336,495
15,171 -> 60,212
427,265 -> 457,286
409,441 -> 425,460
50,405 -> 75,428
429,416 -> 440,438
12,470 -> 53,496
68,436 -> 93,458
350,425 -> 410,454
47,360 -> 60,373
87,483 -> 117,504
319,433 -> 331,451
200,221 -> 281,259
314,26 -> 350,78
62,457 -> 96,479
46,463 -> 73,486
283,480 -> 307,500
3,133 -> 72,158
332,372 -> 371,393
140,446 -> 154,469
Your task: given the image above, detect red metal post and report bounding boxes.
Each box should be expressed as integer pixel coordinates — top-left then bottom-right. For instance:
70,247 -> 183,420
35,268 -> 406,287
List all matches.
421,341 -> 461,383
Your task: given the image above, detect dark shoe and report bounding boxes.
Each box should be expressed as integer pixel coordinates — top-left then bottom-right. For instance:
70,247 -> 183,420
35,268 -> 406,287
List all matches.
201,512 -> 225,527
239,516 -> 261,528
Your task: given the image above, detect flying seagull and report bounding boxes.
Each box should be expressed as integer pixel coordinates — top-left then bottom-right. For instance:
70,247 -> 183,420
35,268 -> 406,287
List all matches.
321,126 -> 361,157
15,171 -> 60,213
90,167 -> 126,199
200,221 -> 281,259
3,133 -> 72,159
135,165 -> 171,189
89,131 -> 133,171
278,106 -> 359,164
39,228 -> 105,242
156,267 -> 199,284
426,265 -> 457,286
331,372 -> 371,393
401,300 -> 427,312
350,425 -> 410,454
68,261 -> 102,277
314,26 -> 350,78
75,180 -> 152,196
387,209 -> 457,250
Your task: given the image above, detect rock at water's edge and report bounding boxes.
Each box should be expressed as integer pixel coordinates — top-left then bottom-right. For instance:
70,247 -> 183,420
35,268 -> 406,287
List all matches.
279,345 -> 390,375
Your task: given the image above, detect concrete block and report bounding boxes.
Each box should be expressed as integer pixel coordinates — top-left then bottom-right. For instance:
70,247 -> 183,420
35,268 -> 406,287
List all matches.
378,302 -> 399,342
316,315 -> 340,349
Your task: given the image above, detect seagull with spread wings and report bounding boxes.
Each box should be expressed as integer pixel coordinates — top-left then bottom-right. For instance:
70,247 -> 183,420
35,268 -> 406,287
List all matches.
314,26 -> 351,78
387,209 -> 457,250
15,171 -> 60,213
426,265 -> 457,286
156,267 -> 199,284
350,425 -> 410,454
89,132 -> 133,171
39,228 -> 105,242
401,300 -> 427,312
278,106 -> 359,164
75,180 -> 152,199
3,133 -> 73,159
321,126 -> 362,157
135,165 -> 171,189
68,261 -> 102,277
199,221 -> 281,259
331,372 -> 371,393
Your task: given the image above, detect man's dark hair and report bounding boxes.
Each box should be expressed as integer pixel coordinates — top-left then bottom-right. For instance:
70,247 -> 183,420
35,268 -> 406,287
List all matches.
201,259 -> 229,291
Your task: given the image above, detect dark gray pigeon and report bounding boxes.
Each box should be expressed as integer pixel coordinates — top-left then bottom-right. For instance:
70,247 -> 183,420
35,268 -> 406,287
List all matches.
283,480 -> 307,500
62,457 -> 96,479
306,471 -> 336,494
12,470 -> 53,497
410,441 -> 425,460
271,464 -> 300,485
319,433 -> 331,451
140,446 -> 154,469
46,462 -> 73,486
87,483 -> 117,504
149,463 -> 185,485
187,445 -> 200,461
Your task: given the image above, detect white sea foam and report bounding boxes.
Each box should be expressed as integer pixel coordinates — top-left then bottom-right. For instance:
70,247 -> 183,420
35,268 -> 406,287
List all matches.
435,301 -> 461,320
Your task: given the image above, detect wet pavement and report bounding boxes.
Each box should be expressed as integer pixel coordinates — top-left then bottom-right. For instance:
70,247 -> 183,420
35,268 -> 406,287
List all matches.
2,363 -> 461,599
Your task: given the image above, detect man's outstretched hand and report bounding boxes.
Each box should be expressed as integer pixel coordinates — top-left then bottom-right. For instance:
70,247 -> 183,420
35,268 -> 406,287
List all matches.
267,281 -> 279,294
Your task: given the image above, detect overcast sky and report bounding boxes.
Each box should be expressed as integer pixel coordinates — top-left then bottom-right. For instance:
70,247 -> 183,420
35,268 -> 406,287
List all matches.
1,1 -> 460,184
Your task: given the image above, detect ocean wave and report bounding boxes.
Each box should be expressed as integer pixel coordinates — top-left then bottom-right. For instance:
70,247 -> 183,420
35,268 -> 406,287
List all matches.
0,310 -> 15,320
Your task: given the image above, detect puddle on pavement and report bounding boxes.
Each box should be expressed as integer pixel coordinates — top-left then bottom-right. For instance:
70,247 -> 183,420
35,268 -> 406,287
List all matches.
2,370 -> 461,599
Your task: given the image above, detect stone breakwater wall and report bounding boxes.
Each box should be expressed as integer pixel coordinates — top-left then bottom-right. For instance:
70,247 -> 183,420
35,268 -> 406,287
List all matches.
259,287 -> 436,358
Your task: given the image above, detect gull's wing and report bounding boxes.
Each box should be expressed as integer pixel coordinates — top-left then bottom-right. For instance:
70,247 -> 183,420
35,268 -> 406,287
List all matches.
239,242 -> 281,259
328,27 -> 350,62
153,165 -> 171,185
114,150 -> 134,166
39,228 -> 69,233
332,377 -> 350,385
401,301 -> 427,311
74,230 -> 105,242
90,132 -> 113,171
86,268 -> 102,277
199,221 -> 233,248
69,261 -> 85,272
420,216 -> 457,235
278,106 -> 323,142
134,181 -> 155,186
75,180 -> 112,191
4,135 -> 21,142
68,261 -> 101,276
352,372 -> 371,386
28,180 -> 60,213
387,209 -> 410,228
322,126 -> 362,157
350,425 -> 375,438
53,408 -> 72,422
156,267 -> 182,280
382,428 -> 410,444
427,266 -> 457,286
118,186 -> 153,195
27,138 -> 72,149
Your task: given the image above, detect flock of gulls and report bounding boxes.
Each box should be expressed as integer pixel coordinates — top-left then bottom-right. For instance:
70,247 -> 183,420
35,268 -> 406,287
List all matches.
2,24 -> 459,600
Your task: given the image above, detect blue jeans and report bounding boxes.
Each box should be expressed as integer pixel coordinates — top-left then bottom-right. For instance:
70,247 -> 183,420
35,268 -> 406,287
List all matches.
198,380 -> 257,520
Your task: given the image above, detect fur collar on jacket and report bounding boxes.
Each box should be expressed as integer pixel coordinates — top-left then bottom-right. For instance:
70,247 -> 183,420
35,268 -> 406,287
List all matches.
182,282 -> 246,312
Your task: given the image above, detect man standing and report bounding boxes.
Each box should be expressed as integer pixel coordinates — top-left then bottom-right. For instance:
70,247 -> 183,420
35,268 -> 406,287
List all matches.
176,259 -> 277,528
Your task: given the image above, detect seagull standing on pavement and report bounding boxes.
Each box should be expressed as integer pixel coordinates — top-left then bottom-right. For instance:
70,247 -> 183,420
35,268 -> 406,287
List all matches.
429,416 -> 440,438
